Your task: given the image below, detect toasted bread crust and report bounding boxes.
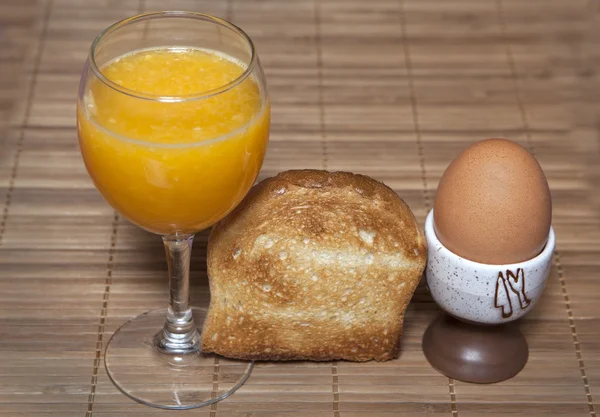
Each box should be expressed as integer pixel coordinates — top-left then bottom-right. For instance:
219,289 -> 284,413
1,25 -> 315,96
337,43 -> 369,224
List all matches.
202,170 -> 426,361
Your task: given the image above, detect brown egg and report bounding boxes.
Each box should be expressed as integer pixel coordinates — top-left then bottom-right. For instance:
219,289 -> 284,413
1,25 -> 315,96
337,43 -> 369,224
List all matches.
433,138 -> 552,264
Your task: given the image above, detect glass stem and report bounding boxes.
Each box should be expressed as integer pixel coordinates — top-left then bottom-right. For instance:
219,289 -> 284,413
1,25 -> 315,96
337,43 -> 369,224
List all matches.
154,234 -> 200,354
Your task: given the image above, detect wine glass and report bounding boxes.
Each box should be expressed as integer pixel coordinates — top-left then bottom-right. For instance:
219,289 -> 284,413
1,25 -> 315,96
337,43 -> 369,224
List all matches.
76,11 -> 270,409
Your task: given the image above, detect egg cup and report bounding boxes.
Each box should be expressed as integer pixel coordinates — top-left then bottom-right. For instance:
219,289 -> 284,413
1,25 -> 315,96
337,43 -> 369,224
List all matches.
422,209 -> 555,383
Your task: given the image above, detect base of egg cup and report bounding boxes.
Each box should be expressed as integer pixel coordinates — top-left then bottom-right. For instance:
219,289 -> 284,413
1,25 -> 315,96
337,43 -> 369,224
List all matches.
422,314 -> 529,384
424,209 -> 555,325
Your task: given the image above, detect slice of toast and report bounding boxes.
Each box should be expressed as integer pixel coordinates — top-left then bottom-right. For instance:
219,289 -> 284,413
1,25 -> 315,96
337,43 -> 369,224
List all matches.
202,170 -> 426,361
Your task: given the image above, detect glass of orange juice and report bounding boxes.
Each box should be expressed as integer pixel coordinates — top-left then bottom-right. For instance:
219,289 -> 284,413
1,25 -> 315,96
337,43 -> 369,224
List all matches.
77,12 -> 270,409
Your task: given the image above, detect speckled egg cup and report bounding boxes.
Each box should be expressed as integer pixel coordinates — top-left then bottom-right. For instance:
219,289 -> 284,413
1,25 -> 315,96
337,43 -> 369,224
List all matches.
424,209 -> 555,325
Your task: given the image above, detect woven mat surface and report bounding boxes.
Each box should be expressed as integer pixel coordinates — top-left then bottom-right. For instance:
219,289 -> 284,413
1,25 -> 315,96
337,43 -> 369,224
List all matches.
1,0 -> 599,415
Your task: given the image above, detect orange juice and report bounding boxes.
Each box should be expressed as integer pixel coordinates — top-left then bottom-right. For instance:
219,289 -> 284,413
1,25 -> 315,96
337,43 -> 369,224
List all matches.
77,48 -> 270,235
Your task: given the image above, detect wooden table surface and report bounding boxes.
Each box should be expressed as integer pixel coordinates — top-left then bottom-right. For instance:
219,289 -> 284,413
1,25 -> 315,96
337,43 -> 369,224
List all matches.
0,0 -> 599,416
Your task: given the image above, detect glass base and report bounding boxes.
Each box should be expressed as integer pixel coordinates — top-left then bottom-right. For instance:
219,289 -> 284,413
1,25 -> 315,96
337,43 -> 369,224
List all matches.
105,308 -> 254,410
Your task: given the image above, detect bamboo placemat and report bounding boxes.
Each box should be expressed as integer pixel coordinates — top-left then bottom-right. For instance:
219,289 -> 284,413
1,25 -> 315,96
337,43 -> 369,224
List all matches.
0,0 -> 599,415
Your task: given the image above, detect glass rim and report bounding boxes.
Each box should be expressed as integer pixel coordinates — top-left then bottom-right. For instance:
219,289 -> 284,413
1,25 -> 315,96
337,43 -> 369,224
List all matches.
89,11 -> 257,103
